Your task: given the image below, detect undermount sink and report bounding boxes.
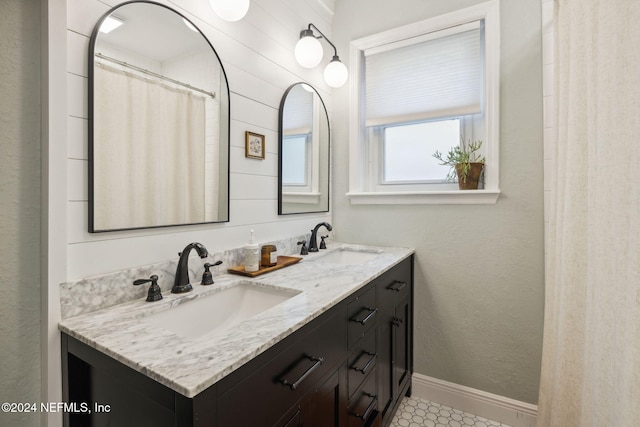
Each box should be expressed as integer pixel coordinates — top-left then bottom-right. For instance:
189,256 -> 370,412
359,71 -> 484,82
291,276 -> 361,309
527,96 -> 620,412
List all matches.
143,281 -> 300,339
310,248 -> 382,265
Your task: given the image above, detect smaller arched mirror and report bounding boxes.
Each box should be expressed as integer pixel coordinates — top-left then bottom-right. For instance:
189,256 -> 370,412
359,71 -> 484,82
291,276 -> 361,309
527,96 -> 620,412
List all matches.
278,83 -> 330,215
89,1 -> 230,232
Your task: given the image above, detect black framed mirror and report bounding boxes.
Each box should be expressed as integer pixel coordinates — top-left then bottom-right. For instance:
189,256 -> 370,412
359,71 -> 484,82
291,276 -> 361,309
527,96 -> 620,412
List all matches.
89,1 -> 230,232
278,83 -> 330,215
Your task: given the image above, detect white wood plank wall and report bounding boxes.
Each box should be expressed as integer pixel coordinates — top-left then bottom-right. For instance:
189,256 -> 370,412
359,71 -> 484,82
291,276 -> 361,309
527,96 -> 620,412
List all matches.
64,0 -> 334,279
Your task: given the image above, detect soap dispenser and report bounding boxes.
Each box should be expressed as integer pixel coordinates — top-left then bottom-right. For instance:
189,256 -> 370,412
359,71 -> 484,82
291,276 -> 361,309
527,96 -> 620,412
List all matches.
244,229 -> 260,272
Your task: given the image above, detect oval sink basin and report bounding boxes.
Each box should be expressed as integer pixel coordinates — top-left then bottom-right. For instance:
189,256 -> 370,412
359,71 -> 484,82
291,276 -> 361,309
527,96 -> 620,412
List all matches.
143,282 -> 300,339
310,248 -> 382,265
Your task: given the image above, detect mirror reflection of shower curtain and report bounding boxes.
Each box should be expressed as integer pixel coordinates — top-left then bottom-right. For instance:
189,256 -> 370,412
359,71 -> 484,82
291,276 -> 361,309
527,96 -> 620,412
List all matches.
94,64 -> 208,230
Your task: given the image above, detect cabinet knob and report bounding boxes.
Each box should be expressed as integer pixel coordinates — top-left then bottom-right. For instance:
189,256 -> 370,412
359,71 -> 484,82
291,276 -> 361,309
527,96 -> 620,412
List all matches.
391,317 -> 403,327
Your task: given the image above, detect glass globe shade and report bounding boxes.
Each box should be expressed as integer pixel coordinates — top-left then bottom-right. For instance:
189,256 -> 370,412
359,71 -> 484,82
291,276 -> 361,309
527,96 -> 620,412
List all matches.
324,59 -> 348,88
295,36 -> 323,68
209,0 -> 250,22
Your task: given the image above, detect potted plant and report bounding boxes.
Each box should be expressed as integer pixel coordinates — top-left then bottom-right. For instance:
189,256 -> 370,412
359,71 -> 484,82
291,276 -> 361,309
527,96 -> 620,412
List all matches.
433,138 -> 485,190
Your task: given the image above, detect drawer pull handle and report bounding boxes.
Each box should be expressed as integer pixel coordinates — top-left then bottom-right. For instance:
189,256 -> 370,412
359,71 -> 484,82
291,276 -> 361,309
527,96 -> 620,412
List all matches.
391,316 -> 403,327
387,280 -> 407,292
351,307 -> 378,325
280,356 -> 323,390
352,393 -> 377,421
352,352 -> 376,375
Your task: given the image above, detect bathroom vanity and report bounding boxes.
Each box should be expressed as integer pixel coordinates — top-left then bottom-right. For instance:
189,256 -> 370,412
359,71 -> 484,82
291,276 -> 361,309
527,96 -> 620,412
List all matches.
60,244 -> 413,427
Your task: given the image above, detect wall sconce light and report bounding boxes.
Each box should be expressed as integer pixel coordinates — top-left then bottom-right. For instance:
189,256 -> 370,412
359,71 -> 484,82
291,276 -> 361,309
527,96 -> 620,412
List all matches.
294,24 -> 348,88
209,0 -> 249,22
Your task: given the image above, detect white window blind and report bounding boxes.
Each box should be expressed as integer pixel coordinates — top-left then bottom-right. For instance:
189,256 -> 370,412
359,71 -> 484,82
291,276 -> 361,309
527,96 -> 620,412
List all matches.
365,21 -> 483,127
282,86 -> 313,135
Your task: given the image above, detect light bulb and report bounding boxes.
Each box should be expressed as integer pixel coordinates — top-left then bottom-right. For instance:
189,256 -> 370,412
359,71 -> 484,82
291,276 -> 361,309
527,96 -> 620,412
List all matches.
295,32 -> 323,68
209,0 -> 249,22
324,57 -> 348,88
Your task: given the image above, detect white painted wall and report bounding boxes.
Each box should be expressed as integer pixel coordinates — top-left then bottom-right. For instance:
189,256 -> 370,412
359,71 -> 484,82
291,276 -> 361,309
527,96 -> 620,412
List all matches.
331,0 -> 545,404
65,0 -> 334,280
0,1 -> 42,426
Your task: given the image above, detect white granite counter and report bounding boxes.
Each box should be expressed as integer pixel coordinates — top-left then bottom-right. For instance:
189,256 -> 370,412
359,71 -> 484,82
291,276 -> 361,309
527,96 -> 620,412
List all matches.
59,243 -> 413,398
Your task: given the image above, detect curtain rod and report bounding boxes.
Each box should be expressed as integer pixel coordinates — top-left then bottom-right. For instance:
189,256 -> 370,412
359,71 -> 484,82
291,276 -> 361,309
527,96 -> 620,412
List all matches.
95,53 -> 216,99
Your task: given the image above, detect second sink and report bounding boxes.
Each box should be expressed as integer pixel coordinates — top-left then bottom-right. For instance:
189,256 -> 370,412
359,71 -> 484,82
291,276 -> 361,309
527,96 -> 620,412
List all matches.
143,281 -> 300,339
309,248 -> 382,265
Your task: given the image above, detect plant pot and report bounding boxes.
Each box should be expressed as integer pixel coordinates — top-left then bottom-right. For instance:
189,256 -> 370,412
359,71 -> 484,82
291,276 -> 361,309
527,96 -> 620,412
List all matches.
455,162 -> 484,190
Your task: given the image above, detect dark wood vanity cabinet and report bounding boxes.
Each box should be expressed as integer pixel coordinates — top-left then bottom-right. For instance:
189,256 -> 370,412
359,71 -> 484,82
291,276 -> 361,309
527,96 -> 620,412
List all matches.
62,255 -> 413,427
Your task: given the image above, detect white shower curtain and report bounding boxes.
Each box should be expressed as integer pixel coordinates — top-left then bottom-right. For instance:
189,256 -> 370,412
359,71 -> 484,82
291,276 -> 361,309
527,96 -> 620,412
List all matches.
538,1 -> 640,426
94,63 -> 206,230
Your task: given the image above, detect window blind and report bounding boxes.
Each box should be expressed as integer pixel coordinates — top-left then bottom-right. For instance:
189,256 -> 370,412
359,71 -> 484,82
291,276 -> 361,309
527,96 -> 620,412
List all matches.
365,21 -> 483,127
283,87 -> 313,135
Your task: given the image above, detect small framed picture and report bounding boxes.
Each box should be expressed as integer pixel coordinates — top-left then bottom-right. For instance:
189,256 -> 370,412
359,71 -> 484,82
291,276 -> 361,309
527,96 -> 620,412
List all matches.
245,131 -> 265,160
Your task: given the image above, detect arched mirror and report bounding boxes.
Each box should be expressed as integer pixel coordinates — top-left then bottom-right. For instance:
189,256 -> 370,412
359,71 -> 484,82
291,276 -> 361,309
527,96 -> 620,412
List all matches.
278,83 -> 330,215
89,1 -> 230,232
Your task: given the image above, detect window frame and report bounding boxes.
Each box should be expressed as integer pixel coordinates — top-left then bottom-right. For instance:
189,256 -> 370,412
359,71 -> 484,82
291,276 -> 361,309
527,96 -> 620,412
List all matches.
347,0 -> 501,205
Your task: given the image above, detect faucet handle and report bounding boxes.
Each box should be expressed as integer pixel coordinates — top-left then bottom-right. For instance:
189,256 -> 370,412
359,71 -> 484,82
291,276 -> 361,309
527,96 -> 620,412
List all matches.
202,261 -> 223,285
297,240 -> 309,255
133,275 -> 163,302
319,235 -> 328,250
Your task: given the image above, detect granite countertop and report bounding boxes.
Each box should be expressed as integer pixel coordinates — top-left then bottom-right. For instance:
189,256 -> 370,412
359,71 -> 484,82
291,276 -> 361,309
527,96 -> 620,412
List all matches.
58,243 -> 413,398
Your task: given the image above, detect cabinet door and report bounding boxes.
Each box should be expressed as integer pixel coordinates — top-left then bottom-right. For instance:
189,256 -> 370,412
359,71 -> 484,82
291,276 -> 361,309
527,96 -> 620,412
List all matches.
392,294 -> 411,399
304,368 -> 345,427
376,309 -> 393,418
278,405 -> 302,427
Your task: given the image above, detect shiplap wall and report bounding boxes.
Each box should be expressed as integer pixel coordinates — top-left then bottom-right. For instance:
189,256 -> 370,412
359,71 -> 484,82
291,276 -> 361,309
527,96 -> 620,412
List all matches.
64,0 -> 334,280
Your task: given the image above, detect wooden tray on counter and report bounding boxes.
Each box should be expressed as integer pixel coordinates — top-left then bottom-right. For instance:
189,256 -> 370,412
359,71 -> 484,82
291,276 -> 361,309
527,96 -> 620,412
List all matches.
227,255 -> 303,277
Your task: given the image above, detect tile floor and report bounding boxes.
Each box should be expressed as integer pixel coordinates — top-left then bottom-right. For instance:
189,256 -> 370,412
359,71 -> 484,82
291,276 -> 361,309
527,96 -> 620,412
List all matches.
390,396 -> 512,427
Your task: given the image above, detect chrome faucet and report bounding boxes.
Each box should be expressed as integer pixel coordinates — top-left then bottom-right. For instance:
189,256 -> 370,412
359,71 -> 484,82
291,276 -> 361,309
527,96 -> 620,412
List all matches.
173,242 -> 209,293
309,222 -> 332,252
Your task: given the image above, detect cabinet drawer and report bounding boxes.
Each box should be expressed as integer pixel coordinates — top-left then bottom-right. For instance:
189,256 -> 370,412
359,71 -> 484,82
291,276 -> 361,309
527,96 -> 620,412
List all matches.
378,261 -> 411,301
347,286 -> 377,348
217,308 -> 346,427
348,369 -> 378,427
347,329 -> 377,399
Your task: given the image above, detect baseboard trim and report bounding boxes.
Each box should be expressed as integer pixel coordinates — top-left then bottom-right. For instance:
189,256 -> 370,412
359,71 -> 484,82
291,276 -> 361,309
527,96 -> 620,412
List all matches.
411,373 -> 538,427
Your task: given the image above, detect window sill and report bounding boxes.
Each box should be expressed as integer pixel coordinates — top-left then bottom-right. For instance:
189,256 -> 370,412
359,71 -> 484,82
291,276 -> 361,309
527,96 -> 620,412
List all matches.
282,192 -> 321,204
346,189 -> 501,205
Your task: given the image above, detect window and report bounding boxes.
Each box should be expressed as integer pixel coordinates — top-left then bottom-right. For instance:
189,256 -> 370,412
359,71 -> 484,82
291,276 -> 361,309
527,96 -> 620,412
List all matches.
348,1 -> 500,204
381,119 -> 461,184
282,134 -> 311,188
